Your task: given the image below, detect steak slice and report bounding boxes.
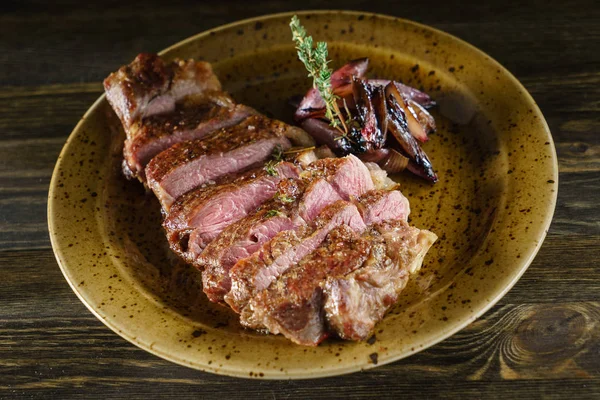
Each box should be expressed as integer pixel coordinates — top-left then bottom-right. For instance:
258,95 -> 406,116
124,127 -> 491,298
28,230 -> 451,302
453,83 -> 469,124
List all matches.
241,225 -> 371,346
164,162 -> 300,261
198,156 -> 374,304
355,189 -> 410,225
225,201 -> 367,313
303,154 -> 374,200
123,94 -> 257,180
323,220 -> 437,340
146,115 -> 294,209
104,53 -> 222,129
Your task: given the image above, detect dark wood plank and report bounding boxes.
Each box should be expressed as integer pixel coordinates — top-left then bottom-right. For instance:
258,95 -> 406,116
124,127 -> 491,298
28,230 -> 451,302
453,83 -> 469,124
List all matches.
0,1 -> 599,86
0,247 -> 598,398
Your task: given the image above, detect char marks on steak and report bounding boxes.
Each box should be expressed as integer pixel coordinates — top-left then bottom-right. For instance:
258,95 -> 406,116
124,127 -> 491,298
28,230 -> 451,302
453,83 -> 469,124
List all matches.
146,115 -> 294,209
238,187 -> 413,343
104,53 -> 222,128
323,220 -> 437,340
164,162 -> 300,262
105,54 -> 255,180
225,201 -> 366,313
241,225 -> 371,346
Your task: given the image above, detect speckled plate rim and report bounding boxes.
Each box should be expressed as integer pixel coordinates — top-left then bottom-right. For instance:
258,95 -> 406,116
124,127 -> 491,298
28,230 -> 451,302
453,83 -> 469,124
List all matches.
48,10 -> 558,379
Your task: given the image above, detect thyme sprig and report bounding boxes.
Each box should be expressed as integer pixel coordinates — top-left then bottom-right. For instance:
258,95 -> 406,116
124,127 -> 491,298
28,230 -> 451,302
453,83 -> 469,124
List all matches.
277,193 -> 295,203
265,209 -> 284,218
290,16 -> 347,134
264,145 -> 285,176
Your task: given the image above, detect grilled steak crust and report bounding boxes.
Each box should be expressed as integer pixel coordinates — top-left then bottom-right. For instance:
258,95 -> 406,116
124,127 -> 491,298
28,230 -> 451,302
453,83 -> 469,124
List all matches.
237,188 -> 411,343
123,94 -> 257,180
104,53 -> 222,128
225,201 -> 367,313
164,162 -> 300,262
104,53 -> 260,181
323,220 -> 437,340
241,225 -> 371,346
146,115 -> 294,209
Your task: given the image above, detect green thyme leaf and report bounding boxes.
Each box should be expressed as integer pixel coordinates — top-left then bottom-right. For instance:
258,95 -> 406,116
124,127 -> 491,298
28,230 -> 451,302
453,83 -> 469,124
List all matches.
272,144 -> 284,161
264,160 -> 278,176
277,193 -> 295,203
265,209 -> 284,218
290,15 -> 343,130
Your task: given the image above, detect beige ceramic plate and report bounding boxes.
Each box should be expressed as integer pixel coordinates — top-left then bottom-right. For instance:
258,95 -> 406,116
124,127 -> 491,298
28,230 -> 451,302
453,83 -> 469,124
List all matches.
48,10 -> 557,379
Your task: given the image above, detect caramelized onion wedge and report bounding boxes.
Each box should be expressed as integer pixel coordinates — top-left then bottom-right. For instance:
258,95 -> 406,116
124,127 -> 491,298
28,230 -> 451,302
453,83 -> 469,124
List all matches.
385,82 -> 429,142
379,148 -> 409,173
408,99 -> 436,133
407,160 -> 438,182
371,85 -> 388,139
295,58 -> 370,122
294,88 -> 327,121
386,95 -> 437,182
369,79 -> 436,108
359,148 -> 390,163
331,58 -> 369,88
299,118 -> 349,156
352,77 -> 384,149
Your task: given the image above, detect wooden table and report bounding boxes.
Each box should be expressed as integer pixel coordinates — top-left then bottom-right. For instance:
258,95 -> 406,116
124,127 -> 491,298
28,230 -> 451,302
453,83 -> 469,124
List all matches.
2,1 -> 598,398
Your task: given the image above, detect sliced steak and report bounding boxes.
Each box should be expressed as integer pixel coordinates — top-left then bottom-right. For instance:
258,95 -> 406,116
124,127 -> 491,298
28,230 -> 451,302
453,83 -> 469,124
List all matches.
225,201 -> 367,313
323,220 -> 437,340
104,53 -> 222,129
123,94 -> 257,180
198,156 -> 374,304
238,188 -> 411,343
241,225 -> 371,346
198,178 -> 307,303
146,115 -> 294,209
355,189 -> 410,225
304,154 -> 374,200
164,162 -> 300,261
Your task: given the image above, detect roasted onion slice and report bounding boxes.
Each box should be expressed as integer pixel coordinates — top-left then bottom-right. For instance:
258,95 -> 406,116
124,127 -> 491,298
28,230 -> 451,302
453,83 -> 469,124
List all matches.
385,82 -> 429,142
368,79 -> 436,109
352,77 -> 385,150
408,99 -> 436,134
379,148 -> 409,173
386,94 -> 437,182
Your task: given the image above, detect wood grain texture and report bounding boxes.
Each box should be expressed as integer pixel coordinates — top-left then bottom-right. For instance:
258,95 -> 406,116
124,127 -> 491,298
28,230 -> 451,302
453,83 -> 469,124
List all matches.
1,0 -> 599,398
